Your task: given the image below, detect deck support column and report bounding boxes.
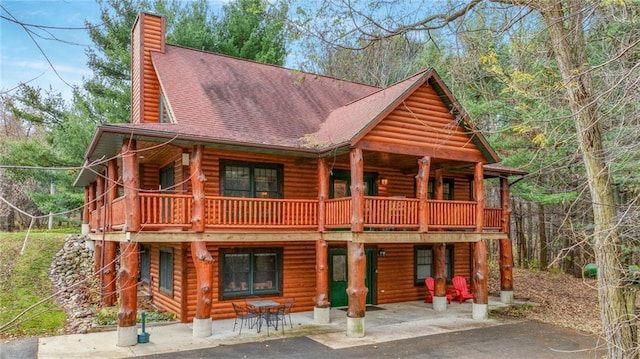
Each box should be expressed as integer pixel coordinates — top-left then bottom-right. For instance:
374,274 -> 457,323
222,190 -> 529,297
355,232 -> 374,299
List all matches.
432,169 -> 448,311
102,159 -> 119,307
347,148 -> 367,337
347,241 -> 367,337
472,162 -> 488,319
96,172 -> 105,232
314,240 -> 330,323
117,139 -> 140,347
117,241 -> 139,347
190,145 -> 213,337
416,157 -> 430,233
499,177 -> 514,304
82,186 -> 90,235
314,158 -> 330,323
191,242 -> 213,337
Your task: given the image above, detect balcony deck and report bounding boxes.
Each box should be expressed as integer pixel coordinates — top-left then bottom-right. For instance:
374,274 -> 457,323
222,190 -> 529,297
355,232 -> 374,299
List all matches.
90,193 -> 505,242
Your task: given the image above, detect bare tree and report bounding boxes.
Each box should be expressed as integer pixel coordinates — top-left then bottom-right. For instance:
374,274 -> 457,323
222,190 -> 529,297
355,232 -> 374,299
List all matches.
292,0 -> 640,356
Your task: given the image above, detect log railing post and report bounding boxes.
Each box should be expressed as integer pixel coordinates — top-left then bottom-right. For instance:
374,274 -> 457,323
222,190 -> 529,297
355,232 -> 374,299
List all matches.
474,162 -> 484,233
82,186 -> 90,234
499,177 -> 514,303
318,157 -> 329,233
122,140 -> 140,232
350,148 -> 364,232
190,145 -> 206,232
416,157 -> 430,232
106,159 -> 118,232
96,171 -> 105,232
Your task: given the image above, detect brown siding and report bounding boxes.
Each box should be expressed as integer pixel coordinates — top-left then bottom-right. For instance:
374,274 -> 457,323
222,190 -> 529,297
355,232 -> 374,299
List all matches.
181,241 -> 317,321
200,149 -> 318,199
376,243 -> 472,304
131,13 -> 164,124
148,243 -> 186,321
362,85 -> 484,159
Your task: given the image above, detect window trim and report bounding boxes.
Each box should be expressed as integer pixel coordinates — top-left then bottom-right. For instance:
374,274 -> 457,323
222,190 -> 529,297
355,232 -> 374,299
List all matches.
159,247 -> 174,296
219,248 -> 283,300
220,160 -> 283,198
414,245 -> 454,286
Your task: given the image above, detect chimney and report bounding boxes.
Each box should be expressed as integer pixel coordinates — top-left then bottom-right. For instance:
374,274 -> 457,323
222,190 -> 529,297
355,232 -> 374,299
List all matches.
130,13 -> 165,124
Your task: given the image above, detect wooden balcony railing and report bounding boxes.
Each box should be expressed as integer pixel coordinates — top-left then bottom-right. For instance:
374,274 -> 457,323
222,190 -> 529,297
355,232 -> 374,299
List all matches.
428,200 -> 476,229
325,197 -> 352,228
483,207 -> 503,229
364,196 -> 419,228
204,196 -> 318,229
111,197 -> 126,228
95,194 -> 505,233
140,193 -> 192,229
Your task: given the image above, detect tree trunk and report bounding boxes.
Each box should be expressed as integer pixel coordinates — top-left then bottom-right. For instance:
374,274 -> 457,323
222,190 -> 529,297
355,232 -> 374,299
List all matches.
538,203 -> 547,270
542,2 -> 638,356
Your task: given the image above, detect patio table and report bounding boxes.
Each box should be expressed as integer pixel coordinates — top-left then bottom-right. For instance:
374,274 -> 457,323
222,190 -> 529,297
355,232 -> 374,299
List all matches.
247,300 -> 280,333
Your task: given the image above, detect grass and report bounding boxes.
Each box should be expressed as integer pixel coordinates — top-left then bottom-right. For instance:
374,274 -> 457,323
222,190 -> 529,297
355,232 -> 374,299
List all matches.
0,230 -> 71,338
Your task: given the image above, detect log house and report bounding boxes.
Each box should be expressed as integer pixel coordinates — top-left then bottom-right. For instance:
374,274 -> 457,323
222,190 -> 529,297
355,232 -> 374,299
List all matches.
74,12 -> 525,345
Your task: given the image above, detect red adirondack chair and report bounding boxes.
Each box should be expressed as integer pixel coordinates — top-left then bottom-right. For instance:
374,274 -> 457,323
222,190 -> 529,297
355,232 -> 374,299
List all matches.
424,277 -> 452,304
452,276 -> 474,304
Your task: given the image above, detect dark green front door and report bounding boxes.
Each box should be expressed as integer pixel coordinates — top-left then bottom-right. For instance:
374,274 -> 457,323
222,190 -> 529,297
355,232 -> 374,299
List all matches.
329,247 -> 376,307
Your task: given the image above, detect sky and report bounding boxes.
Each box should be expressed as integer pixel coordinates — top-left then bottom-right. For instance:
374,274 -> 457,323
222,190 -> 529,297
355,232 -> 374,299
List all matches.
1,0 -> 104,101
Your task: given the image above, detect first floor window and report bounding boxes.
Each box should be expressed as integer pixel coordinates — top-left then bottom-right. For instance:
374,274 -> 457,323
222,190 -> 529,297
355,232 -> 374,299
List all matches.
221,248 -> 282,299
159,247 -> 174,295
415,245 -> 453,285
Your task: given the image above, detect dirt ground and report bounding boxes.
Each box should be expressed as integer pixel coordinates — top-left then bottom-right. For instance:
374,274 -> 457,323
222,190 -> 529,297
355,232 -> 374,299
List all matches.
489,265 -> 601,334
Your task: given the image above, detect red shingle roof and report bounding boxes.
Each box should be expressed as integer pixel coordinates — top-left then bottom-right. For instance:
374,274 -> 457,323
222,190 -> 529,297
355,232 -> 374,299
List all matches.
123,45 -> 381,148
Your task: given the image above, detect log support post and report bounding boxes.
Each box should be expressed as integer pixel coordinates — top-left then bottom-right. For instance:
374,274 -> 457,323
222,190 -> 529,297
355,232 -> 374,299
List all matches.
102,159 -> 118,307
190,145 -> 206,232
347,241 -> 368,337
123,140 -> 140,233
432,168 -> 448,310
472,239 -> 489,320
189,145 -> 213,337
416,157 -> 430,233
117,242 -> 139,347
347,148 -> 367,337
350,148 -> 364,233
314,240 -> 330,323
191,241 -> 213,337
499,177 -> 514,304
314,158 -> 330,323
117,140 -> 139,347
96,172 -> 105,232
472,162 -> 488,319
82,186 -> 90,235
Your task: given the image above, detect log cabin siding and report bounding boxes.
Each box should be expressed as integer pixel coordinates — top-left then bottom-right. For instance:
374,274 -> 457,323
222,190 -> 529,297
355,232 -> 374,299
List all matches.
147,243 -> 186,321
131,13 -> 164,124
362,85 -> 484,160
200,149 -> 318,199
181,241 -> 317,321
376,243 -> 472,304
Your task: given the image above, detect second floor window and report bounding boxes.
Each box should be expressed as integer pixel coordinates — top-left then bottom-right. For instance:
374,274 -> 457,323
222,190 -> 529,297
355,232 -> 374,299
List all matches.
221,161 -> 282,198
